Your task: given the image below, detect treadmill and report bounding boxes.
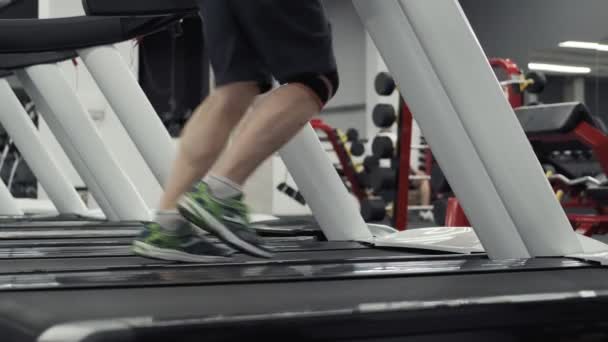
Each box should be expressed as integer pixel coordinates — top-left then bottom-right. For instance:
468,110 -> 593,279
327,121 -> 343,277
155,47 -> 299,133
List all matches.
1,1 -> 608,341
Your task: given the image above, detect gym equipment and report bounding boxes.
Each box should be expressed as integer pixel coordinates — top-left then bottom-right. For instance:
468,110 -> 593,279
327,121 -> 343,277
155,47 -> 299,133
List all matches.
372,103 -> 397,128
0,0 -> 16,11
349,141 -> 365,156
515,102 -> 608,236
311,119 -> 366,201
363,155 -> 380,172
370,167 -> 396,192
355,171 -> 369,189
0,62 -> 90,216
0,2 -> 608,342
361,197 -> 390,221
374,71 -> 396,96
276,182 -> 306,206
344,128 -> 365,157
490,58 -> 546,109
346,128 -> 359,142
372,134 -> 396,158
524,71 -> 547,94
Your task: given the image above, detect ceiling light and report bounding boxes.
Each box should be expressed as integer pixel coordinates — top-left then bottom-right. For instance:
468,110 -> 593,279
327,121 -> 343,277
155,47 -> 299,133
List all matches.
528,63 -> 591,74
559,41 -> 608,52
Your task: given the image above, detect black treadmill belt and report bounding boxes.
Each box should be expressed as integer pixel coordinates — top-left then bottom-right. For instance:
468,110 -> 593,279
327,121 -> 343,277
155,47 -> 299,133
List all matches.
0,221 -> 141,228
0,249 -> 463,274
0,237 -> 134,248
2,268 -> 607,340
0,227 -> 141,239
0,239 -> 373,259
0,257 -> 588,291
0,245 -> 132,259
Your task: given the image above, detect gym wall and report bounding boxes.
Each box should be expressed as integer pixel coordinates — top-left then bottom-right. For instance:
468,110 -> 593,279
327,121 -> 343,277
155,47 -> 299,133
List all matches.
319,0 -> 367,136
460,0 -> 608,66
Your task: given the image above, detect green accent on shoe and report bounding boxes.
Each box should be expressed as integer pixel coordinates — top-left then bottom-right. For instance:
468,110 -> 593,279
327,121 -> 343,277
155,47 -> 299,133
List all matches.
178,181 -> 273,258
133,222 -> 234,263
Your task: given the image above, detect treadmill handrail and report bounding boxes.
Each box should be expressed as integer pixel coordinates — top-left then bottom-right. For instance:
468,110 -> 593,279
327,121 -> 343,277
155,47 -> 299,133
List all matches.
0,14 -> 183,54
0,0 -> 17,13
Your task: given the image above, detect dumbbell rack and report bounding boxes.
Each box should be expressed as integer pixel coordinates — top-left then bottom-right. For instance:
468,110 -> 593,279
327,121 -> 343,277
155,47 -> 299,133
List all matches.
361,71 -> 433,229
311,119 -> 366,201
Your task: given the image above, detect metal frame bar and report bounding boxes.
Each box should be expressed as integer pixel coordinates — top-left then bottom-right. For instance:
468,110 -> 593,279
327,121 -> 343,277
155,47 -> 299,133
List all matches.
354,0 -> 594,258
353,0 -> 530,259
16,64 -> 151,221
78,45 -> 175,188
0,78 -> 88,215
394,101 -> 413,231
280,125 -> 372,241
310,119 -> 366,201
399,1 -> 583,256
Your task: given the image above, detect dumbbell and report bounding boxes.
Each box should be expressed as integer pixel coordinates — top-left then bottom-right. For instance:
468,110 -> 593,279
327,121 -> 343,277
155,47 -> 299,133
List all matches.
375,72 -> 396,96
361,198 -> 391,222
345,128 -> 365,157
277,182 -> 306,205
372,104 -> 397,128
356,171 -> 370,189
379,190 -> 396,203
346,128 -> 359,142
363,156 -> 380,173
350,142 -> 365,157
372,134 -> 397,159
370,167 -> 396,193
524,71 -> 546,94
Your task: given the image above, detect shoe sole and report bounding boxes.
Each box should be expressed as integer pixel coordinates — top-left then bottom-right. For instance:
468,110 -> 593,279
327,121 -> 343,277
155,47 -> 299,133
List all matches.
178,196 -> 273,259
132,240 -> 229,263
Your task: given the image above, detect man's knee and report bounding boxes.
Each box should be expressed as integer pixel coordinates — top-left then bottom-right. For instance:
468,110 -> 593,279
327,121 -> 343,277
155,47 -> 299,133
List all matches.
281,71 -> 340,107
214,81 -> 261,98
212,82 -> 260,111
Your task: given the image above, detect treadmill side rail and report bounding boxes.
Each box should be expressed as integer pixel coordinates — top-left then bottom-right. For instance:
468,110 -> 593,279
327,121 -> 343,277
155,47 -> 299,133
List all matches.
38,320 -> 138,342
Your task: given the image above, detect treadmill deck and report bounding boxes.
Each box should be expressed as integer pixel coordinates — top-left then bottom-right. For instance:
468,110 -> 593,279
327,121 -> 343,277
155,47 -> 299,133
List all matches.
0,222 -> 607,342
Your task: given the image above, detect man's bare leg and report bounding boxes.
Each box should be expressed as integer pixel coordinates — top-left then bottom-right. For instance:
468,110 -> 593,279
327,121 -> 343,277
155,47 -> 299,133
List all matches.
174,83 -> 322,258
212,84 -> 322,186
159,82 -> 260,210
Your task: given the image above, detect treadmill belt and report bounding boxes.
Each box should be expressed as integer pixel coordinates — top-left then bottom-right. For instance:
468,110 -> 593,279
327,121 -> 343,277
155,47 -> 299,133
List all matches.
0,227 -> 141,239
0,248 -> 467,274
0,239 -> 375,259
0,257 -> 589,290
2,267 -> 607,341
0,221 -> 141,228
0,237 -> 134,248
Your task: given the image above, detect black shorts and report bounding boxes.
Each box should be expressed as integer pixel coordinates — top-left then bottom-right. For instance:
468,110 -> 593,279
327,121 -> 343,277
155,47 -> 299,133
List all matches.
198,0 -> 338,93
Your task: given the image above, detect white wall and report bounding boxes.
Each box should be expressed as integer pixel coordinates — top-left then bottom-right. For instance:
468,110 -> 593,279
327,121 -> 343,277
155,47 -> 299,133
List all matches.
37,0 -> 162,209
320,0 -> 368,136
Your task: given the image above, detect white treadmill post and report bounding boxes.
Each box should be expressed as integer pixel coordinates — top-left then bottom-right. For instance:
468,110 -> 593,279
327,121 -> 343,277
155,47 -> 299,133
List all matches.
0,159 -> 23,216
16,64 -> 152,222
398,0 -> 582,256
79,45 -> 175,187
280,125 -> 373,242
0,180 -> 22,216
0,78 -> 89,216
353,0 -> 529,259
354,0 -> 585,258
